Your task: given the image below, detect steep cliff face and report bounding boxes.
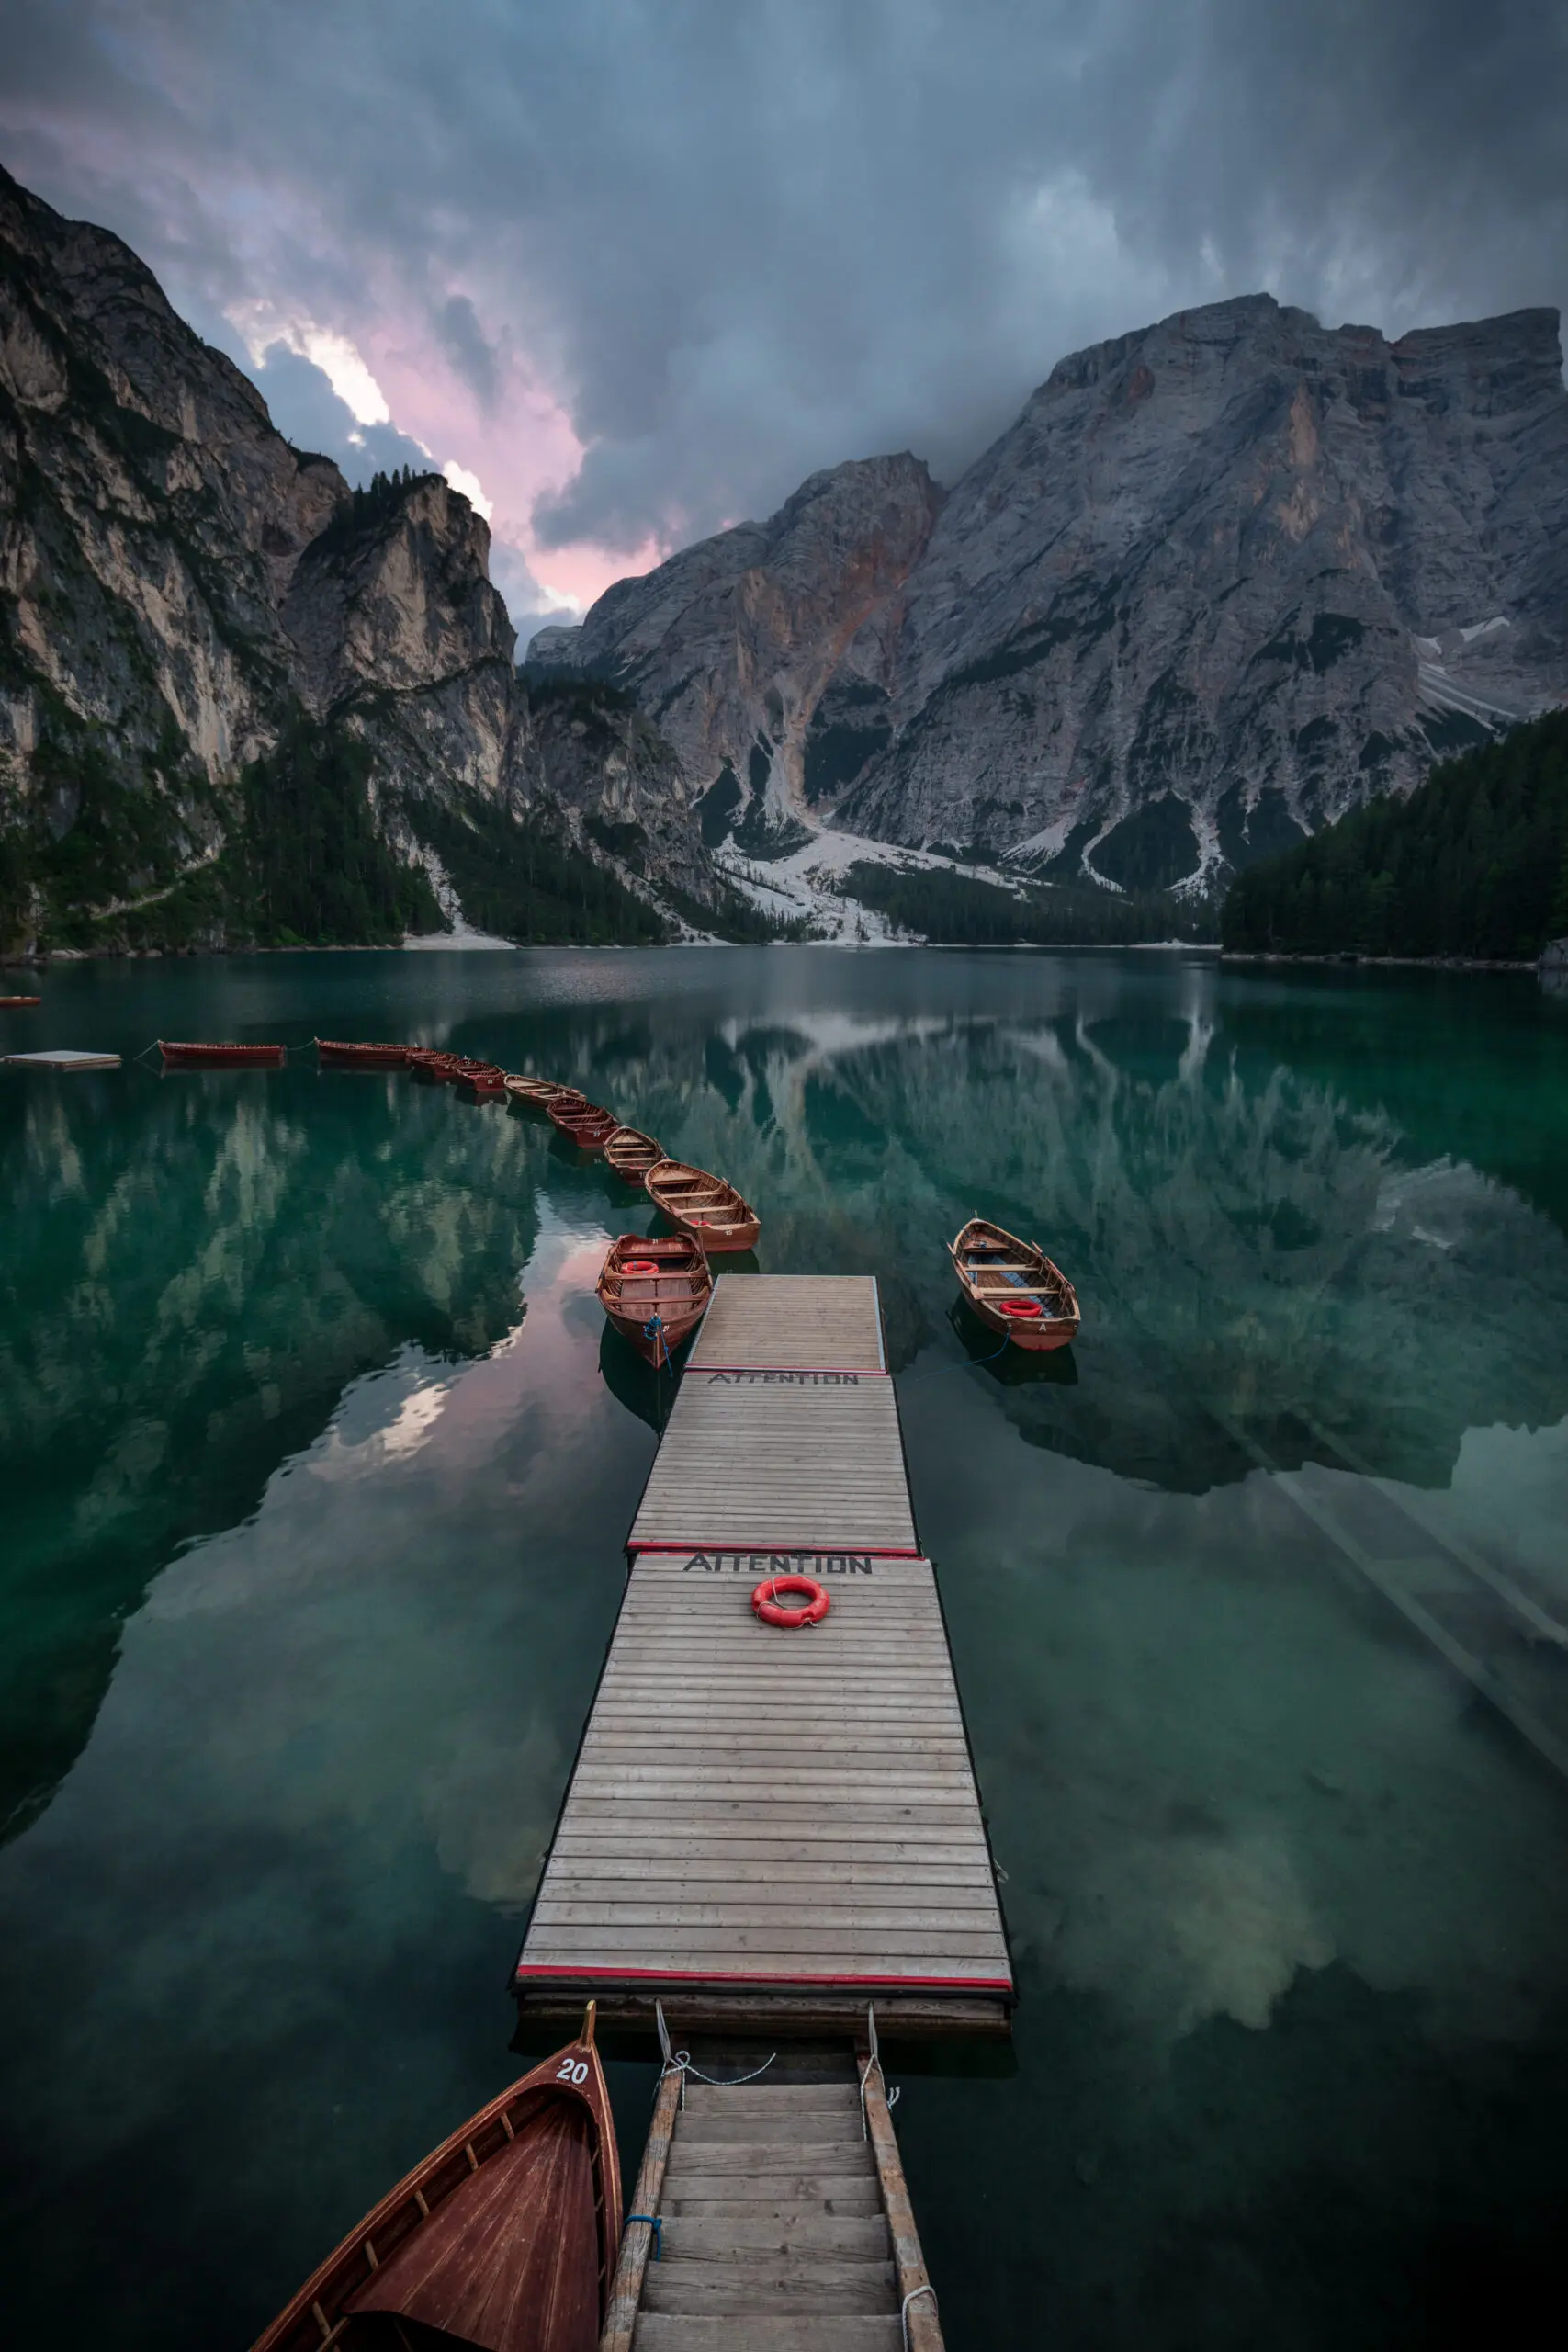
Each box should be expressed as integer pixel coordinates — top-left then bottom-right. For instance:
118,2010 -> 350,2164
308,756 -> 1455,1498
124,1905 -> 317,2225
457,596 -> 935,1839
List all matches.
840,296 -> 1568,884
537,295 -> 1568,894
0,169 -> 346,810
0,164 -> 733,950
534,454 -> 942,852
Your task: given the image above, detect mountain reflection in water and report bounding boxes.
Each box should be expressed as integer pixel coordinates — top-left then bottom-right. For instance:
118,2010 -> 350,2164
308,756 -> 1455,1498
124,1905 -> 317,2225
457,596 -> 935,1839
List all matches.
1,946 -> 1566,2352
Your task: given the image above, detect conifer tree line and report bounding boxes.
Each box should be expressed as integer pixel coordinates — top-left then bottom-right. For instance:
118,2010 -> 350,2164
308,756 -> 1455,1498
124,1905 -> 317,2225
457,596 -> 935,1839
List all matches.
1221,709 -> 1568,960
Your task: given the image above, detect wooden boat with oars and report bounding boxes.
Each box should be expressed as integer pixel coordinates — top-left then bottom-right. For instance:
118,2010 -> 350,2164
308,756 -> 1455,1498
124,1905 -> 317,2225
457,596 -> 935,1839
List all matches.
505,1075 -> 573,1109
0,994 -> 40,1008
445,1057 -> 507,1099
315,1039 -> 411,1069
596,1231 -> 711,1364
547,1097 -> 618,1152
159,1040 -> 287,1068
406,1048 -> 459,1084
603,1125 -> 662,1186
645,1159 -> 761,1253
250,2004 -> 621,2352
949,1216 -> 1080,1352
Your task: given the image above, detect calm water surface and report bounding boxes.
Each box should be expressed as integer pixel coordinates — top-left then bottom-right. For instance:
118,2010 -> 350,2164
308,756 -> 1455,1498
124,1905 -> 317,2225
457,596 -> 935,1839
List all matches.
2,947 -> 1567,2349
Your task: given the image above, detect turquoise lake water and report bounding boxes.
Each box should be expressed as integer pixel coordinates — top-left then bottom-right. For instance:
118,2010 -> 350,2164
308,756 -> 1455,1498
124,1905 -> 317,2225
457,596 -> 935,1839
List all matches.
2,945 -> 1567,2348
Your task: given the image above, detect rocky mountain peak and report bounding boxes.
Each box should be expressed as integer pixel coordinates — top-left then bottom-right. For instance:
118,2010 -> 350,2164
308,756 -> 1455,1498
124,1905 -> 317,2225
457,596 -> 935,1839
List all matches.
535,287 -> 1566,893
532,449 -> 942,849
284,471 -> 515,712
0,165 -> 749,950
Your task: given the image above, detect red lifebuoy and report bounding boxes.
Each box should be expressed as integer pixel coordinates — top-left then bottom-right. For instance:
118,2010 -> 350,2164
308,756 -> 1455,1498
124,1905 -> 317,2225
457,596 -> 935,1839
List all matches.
999,1297 -> 1044,1319
751,1574 -> 830,1629
623,1259 -> 659,1275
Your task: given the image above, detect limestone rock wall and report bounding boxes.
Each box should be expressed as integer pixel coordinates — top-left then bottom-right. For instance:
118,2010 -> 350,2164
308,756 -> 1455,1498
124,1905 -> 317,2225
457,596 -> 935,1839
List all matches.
537,294 -> 1568,892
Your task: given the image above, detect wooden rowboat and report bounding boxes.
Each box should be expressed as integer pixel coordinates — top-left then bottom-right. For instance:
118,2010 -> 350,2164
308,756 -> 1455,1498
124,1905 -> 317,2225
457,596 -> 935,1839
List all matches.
603,1126 -> 663,1186
949,1216 -> 1080,1352
547,1098 -> 618,1151
159,1040 -> 287,1068
645,1159 -> 761,1253
596,1231 -> 712,1364
505,1075 -> 572,1107
250,2005 -> 621,2352
407,1050 -> 461,1084
0,995 -> 40,1008
446,1057 -> 507,1098
315,1039 -> 410,1068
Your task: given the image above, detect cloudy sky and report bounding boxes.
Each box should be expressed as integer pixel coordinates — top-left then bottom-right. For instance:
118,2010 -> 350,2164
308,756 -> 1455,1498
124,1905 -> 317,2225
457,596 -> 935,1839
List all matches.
4,0 -> 1565,628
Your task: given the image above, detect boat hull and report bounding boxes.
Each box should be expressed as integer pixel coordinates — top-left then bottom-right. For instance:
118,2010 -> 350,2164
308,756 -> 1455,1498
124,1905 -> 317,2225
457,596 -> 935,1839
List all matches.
596,1234 -> 712,1364
548,1099 -> 618,1151
315,1039 -> 410,1068
506,1075 -> 570,1108
949,1216 -> 1080,1352
964,1295 -> 1077,1351
250,2011 -> 620,2352
664,1207 -> 761,1253
604,1126 -> 663,1185
645,1159 -> 761,1254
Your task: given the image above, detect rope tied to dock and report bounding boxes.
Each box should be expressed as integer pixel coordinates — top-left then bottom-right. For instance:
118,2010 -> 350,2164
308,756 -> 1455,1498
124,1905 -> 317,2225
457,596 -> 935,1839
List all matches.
900,2284 -> 939,2350
654,1998 -> 776,2106
625,2214 -> 662,2260
859,2002 -> 900,2142
642,1311 -> 668,1369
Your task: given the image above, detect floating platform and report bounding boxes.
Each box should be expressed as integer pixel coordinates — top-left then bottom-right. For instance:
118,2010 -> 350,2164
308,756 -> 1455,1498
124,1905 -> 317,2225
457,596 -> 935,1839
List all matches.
4,1048 -> 120,1071
516,1273 -> 1012,2038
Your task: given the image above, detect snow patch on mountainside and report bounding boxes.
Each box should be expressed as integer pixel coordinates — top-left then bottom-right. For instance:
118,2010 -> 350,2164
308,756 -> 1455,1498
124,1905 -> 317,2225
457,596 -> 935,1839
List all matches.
714,815 -> 1038,941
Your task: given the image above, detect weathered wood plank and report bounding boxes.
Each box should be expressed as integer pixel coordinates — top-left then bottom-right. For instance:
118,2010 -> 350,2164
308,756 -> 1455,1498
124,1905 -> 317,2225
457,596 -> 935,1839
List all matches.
680,2086 -> 860,2115
687,1275 -> 887,1373
600,2067 -> 682,2352
665,2137 -> 876,2168
641,2261 -> 897,2314
861,2054 -> 944,2352
627,1378 -> 917,1554
633,2318 -> 900,2350
663,2216 -> 892,2258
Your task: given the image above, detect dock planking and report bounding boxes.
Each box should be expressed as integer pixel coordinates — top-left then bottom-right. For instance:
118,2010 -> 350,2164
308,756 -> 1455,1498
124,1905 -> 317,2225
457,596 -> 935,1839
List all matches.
517,1273 -> 1010,2036
687,1273 -> 887,1373
519,1552 -> 1010,2029
626,1379 -> 919,1556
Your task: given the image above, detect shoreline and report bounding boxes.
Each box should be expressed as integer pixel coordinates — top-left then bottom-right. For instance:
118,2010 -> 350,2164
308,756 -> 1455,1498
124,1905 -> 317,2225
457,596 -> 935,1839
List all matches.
1219,950 -> 1541,973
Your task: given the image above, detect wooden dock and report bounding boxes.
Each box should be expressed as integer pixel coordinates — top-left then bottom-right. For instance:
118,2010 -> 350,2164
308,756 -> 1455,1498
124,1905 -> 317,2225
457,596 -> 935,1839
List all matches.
600,2030 -> 943,2352
515,1274 -> 1012,2039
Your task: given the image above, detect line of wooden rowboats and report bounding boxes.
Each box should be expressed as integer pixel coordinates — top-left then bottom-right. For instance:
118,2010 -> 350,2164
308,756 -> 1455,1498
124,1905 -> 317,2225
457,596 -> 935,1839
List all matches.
156,1035 -> 1081,1358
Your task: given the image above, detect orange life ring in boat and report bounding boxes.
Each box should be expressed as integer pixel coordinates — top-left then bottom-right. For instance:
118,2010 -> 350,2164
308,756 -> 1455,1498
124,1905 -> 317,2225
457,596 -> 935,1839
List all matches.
999,1296 -> 1044,1318
751,1574 -> 830,1630
623,1259 -> 659,1275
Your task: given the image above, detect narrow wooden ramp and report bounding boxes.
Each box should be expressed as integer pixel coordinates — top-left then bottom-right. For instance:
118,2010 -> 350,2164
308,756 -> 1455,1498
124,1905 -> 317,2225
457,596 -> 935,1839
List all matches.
603,2038 -> 942,2352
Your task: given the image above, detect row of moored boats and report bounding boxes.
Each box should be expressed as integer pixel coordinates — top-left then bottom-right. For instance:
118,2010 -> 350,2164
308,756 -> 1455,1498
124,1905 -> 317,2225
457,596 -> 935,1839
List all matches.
159,1035 -> 1082,1358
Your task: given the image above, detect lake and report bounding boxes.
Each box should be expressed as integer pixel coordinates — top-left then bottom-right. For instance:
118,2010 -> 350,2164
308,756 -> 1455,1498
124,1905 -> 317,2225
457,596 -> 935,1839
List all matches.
2,944 -> 1567,2350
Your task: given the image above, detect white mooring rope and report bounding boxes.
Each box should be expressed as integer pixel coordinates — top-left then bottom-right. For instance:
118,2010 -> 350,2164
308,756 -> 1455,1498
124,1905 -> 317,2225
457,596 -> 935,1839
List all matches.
654,1997 -> 776,2106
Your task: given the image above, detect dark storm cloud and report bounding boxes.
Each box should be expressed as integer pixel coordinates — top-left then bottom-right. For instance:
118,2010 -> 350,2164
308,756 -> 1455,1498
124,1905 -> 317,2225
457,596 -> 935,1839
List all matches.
436,296 -> 500,409
2,0 -> 1564,566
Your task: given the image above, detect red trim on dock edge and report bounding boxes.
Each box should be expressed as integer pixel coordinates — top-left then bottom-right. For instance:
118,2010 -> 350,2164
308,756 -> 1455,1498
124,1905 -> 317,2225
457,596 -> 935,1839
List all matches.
513,1965 -> 1015,1992
627,1541 -> 923,1558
